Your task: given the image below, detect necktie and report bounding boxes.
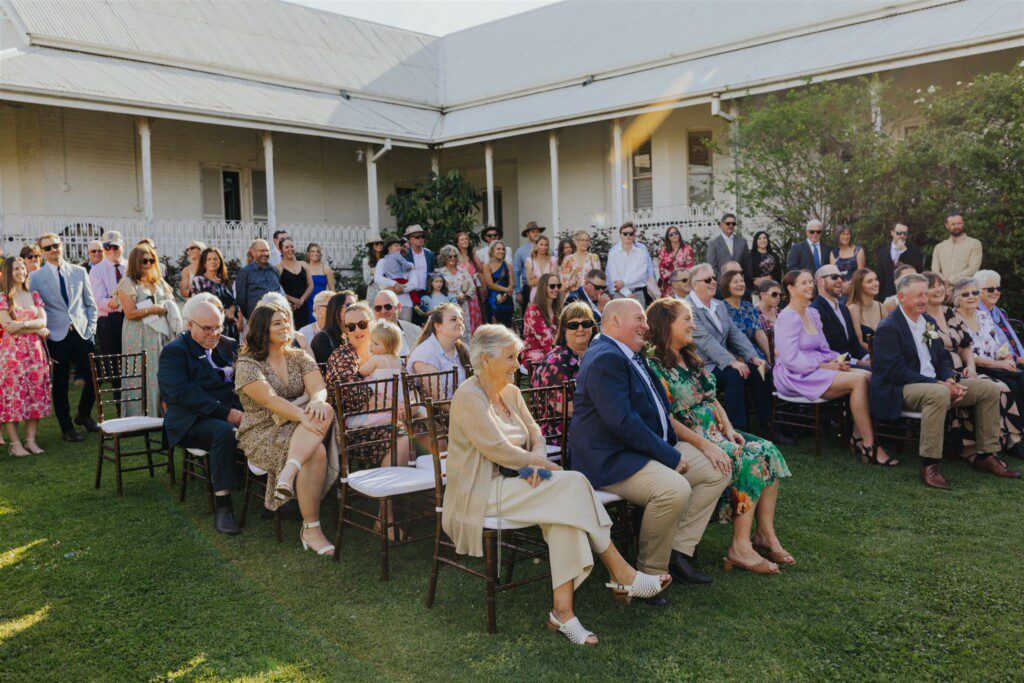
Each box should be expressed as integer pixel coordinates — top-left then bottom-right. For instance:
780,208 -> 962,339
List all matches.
114,264 -> 122,283
57,267 -> 70,306
812,244 -> 821,270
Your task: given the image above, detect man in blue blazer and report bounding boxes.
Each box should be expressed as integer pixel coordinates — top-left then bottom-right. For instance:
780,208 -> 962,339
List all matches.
563,268 -> 609,324
870,273 -> 1013,489
158,299 -> 244,534
402,224 -> 435,325
29,233 -> 99,441
811,264 -> 869,366
569,299 -> 729,600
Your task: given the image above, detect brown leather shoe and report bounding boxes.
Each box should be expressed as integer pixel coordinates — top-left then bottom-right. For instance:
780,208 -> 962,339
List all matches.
921,463 -> 951,490
972,455 -> 1021,479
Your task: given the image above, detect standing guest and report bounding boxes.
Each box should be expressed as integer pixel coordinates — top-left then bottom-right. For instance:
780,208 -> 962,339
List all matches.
235,239 -> 284,320
875,223 -> 923,299
524,235 -> 558,303
706,214 -> 749,280
310,292 -> 349,365
361,232 -> 385,304
755,280 -> 781,358
564,269 -> 609,324
482,241 -> 514,326
686,263 -> 777,438
530,302 -> 597,437
116,244 -> 180,417
20,245 -> 41,274
417,272 -> 457,318
556,238 -> 576,287
721,270 -> 770,362
747,231 -> 782,289
303,243 -> 334,325
870,273 -> 1003,489
445,324 -> 670,646
158,299 -> 246,534
438,245 -> 475,341
931,212 -> 983,283
268,230 -> 288,268
190,246 -> 239,339
28,233 -> 98,442
89,231 -> 128,358
786,219 -> 831,273
774,270 -> 893,464
475,225 -> 507,266
569,299 -> 730,598
647,298 -> 792,574
402,224 -> 435,324
882,263 -> 918,316
605,222 -> 657,306
178,241 -> 207,299
975,269 -> 1024,365
811,265 -> 869,368
372,289 -> 421,356
513,221 -> 543,306
657,226 -> 696,297
454,231 -> 483,332
560,230 -> 601,295
522,272 -> 563,369
276,238 -> 313,329
847,268 -> 886,350
408,303 -> 469,398
84,241 -> 104,272
296,289 -> 335,356
829,225 -> 865,296
0,256 -> 51,456
667,269 -> 692,301
235,304 -> 336,555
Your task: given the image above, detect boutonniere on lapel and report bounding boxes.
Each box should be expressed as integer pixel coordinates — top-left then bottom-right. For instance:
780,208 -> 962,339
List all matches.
922,322 -> 940,343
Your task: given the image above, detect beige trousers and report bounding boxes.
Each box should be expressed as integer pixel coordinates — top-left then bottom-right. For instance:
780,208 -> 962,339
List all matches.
602,443 -> 730,574
902,378 -> 1001,459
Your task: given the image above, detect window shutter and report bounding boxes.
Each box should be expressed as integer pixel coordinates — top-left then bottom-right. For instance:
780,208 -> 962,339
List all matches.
200,167 -> 224,219
251,170 -> 268,221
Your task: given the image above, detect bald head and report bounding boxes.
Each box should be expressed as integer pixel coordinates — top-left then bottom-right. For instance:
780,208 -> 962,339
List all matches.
601,298 -> 648,352
373,289 -> 401,322
185,300 -> 224,349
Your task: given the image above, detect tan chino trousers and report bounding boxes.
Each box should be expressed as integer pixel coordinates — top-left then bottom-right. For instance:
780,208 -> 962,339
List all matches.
902,378 -> 1001,459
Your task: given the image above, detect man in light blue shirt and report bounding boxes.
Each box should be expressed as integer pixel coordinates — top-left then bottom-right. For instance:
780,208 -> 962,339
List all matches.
513,221 -> 543,306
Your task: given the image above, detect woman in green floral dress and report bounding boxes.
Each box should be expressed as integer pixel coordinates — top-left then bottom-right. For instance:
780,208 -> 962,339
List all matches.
645,297 -> 794,573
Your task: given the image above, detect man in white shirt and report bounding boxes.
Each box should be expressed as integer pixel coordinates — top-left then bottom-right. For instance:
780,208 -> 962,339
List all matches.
605,221 -> 657,306
373,290 -> 421,356
474,225 -> 509,265
89,230 -> 129,358
268,229 -> 288,268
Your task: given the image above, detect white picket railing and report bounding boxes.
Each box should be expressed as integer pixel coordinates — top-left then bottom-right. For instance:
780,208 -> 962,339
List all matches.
0,214 -> 372,268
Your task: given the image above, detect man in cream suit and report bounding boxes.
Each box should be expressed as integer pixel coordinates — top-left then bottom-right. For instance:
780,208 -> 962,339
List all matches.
706,213 -> 750,279
29,233 -> 99,442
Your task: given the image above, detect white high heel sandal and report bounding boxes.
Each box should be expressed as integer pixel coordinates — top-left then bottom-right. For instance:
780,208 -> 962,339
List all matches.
546,612 -> 597,646
300,520 -> 335,557
606,571 -> 670,604
274,459 -> 302,501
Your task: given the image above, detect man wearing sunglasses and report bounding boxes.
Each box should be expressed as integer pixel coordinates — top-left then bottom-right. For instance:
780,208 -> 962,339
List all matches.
89,231 -> 129,363
513,221 -> 544,306
28,232 -> 100,442
83,241 -> 104,273
401,224 -> 435,324
786,219 -> 832,273
564,268 -> 610,324
931,212 -> 982,283
811,265 -> 869,368
605,221 -> 658,306
707,213 -> 750,280
668,269 -> 692,300
875,223 -> 923,300
372,289 -> 421,355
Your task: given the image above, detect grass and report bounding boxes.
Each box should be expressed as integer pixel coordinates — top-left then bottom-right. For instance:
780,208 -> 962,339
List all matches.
2,388 -> 1024,681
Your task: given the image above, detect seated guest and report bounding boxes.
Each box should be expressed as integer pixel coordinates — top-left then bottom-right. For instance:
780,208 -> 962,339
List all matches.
775,270 -> 894,465
310,292 -> 350,365
811,264 -> 869,368
564,268 -> 609,324
570,299 -> 730,599
373,289 -> 421,356
716,261 -> 751,303
158,299 -> 245,534
882,263 -> 917,316
667,268 -> 692,300
847,268 -> 885,349
646,298 -> 792,574
870,273 -> 1004,489
927,274 -> 1021,468
445,324 -> 670,646
755,279 -> 781,359
189,292 -> 239,361
686,263 -> 778,439
408,303 -> 469,398
530,302 -> 597,437
975,269 -> 1024,367
721,270 -> 770,361
296,289 -> 335,356
235,303 -> 336,554
522,272 -> 563,369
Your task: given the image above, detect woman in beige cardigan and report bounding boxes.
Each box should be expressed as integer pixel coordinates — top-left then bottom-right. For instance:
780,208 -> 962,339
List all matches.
443,324 -> 671,646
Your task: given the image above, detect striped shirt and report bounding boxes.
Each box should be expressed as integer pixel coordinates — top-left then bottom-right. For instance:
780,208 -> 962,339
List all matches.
235,262 -> 284,318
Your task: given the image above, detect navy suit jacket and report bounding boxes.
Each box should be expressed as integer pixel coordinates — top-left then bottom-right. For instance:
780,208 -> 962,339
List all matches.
786,241 -> 831,273
157,333 -> 241,448
811,296 -> 866,360
564,286 -> 602,324
568,334 -> 680,489
403,247 -> 435,289
869,310 -> 953,420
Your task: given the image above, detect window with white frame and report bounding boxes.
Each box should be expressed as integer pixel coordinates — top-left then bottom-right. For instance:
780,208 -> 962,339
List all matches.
687,131 -> 713,205
631,139 -> 653,210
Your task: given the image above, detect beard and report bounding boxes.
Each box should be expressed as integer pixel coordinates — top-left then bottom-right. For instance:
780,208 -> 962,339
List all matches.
949,228 -> 963,237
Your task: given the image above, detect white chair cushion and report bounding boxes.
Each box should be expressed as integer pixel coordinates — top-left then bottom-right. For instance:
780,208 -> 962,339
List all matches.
483,517 -> 533,530
773,392 -> 826,405
595,490 -> 623,506
347,467 -> 435,497
248,462 -> 267,476
99,416 -> 164,434
186,447 -> 208,456
415,452 -> 447,473
900,411 -> 923,419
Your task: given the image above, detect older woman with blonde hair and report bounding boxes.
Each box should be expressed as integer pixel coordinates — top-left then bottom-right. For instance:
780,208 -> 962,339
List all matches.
444,324 -> 670,645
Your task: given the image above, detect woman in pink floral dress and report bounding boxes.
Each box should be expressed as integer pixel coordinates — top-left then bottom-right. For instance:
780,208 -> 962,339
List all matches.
454,231 -> 483,332
0,256 -> 51,457
657,226 -> 695,297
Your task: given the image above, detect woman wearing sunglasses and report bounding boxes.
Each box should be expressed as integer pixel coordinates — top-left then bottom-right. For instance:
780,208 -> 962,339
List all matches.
178,240 -> 207,299
530,301 -> 597,437
522,272 -> 564,371
975,269 -> 1024,367
657,225 -> 695,297
755,279 -> 781,362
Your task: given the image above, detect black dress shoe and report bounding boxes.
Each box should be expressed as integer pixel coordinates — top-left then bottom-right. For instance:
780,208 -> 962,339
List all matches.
668,550 -> 714,585
215,507 -> 241,535
61,430 -> 85,443
638,594 -> 669,607
772,431 -> 797,446
75,416 -> 101,433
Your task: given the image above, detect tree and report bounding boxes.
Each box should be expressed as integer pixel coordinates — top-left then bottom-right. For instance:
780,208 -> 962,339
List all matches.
385,170 -> 482,252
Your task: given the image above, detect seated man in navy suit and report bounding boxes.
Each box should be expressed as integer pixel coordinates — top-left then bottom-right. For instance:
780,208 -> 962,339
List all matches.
569,299 -> 729,602
563,268 -> 609,324
158,299 -> 244,534
870,273 -> 1014,490
811,264 -> 870,368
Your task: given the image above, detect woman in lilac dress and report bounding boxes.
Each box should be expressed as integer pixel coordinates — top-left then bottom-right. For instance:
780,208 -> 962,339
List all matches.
774,270 -> 895,466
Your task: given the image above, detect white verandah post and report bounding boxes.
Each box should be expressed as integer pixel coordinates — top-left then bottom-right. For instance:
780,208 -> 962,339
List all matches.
136,116 -> 154,227
548,131 -> 559,233
484,142 -> 495,227
262,131 -> 277,232
612,119 -> 623,228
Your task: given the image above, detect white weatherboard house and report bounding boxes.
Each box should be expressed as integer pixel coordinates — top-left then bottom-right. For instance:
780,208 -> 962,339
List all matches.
0,0 -> 1022,263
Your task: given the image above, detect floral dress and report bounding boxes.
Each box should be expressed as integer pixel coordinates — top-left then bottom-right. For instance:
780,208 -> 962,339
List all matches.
971,309 -> 1007,362
648,356 -> 790,520
724,299 -> 767,361
441,266 -> 475,343
0,292 -> 51,423
560,252 -> 601,292
759,309 -> 777,361
190,275 -> 238,339
658,245 -> 696,297
117,277 -> 175,417
457,255 -> 483,332
324,343 -> 395,471
530,344 -> 582,438
522,304 -> 556,367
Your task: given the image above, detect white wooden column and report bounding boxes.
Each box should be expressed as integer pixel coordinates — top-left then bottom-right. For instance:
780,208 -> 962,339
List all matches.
261,131 -> 277,231
366,144 -> 379,230
869,75 -> 883,133
612,119 -> 624,227
136,116 -> 154,227
484,142 -> 495,227
548,131 -> 559,233
430,149 -> 440,176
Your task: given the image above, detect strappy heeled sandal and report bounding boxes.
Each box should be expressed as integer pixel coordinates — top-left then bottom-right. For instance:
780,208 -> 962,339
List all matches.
546,612 -> 597,646
722,552 -> 779,575
274,459 -> 302,501
752,543 -> 796,566
859,442 -> 899,467
300,520 -> 335,557
606,571 -> 671,605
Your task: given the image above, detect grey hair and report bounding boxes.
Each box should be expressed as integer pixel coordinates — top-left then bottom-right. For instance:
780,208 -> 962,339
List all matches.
87,240 -> 103,250
469,324 -> 523,374
688,262 -> 714,281
952,278 -> 980,306
896,273 -> 929,293
973,269 -> 1000,287
182,294 -> 224,320
806,219 -> 823,230
257,292 -> 290,310
438,244 -> 459,262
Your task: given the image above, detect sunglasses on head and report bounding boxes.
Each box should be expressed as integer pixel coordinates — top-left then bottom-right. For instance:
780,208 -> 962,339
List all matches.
808,230 -> 822,235
566,320 -> 595,331
621,231 -> 635,237
984,286 -> 1002,294
141,258 -> 156,265
345,320 -> 370,332
41,243 -> 61,252
373,303 -> 395,313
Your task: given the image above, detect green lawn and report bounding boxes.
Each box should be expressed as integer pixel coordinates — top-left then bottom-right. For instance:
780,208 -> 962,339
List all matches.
2,392 -> 1024,681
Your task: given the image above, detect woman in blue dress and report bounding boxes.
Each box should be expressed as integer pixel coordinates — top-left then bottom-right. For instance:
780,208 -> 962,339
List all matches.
482,241 -> 514,326
304,243 -> 334,323
829,225 -> 865,301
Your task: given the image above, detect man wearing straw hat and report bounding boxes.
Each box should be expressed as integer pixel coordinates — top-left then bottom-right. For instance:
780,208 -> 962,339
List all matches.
513,221 -> 544,307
